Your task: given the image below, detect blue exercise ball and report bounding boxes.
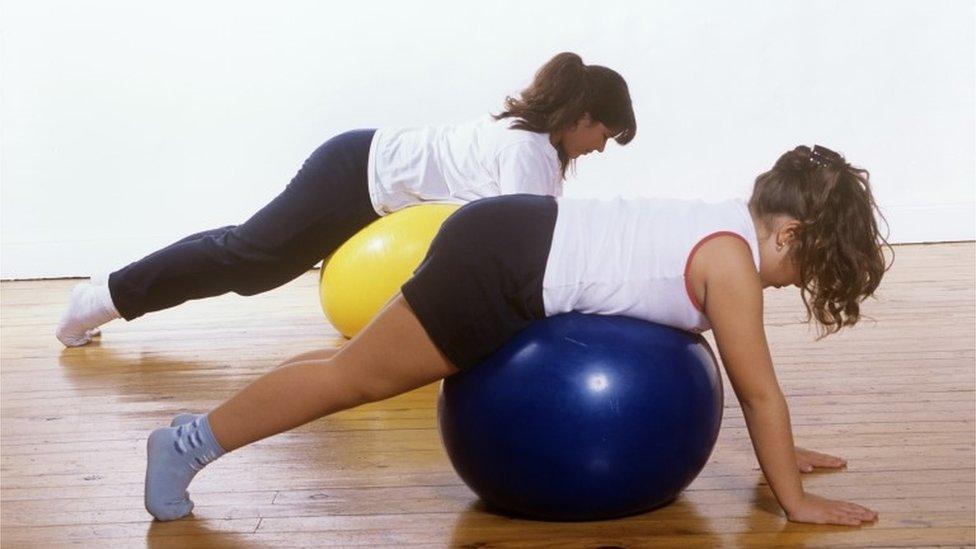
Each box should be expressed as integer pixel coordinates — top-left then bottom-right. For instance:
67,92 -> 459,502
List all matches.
437,313 -> 723,521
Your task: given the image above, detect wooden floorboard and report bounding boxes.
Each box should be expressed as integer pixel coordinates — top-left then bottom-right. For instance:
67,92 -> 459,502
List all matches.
1,242 -> 974,548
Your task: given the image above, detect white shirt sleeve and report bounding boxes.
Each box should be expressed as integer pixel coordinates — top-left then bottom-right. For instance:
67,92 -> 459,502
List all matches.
495,142 -> 562,197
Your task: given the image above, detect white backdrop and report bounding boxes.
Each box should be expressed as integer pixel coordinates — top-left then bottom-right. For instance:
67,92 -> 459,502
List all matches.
2,0 -> 974,279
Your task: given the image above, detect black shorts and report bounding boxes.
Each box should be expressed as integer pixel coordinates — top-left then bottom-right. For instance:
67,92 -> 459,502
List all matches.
401,194 -> 557,370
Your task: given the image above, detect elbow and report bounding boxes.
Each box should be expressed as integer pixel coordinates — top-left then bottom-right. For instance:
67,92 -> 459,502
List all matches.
737,389 -> 787,414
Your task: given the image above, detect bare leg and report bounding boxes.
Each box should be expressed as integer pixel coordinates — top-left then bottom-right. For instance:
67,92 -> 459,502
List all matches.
145,293 -> 456,520
210,293 -> 455,450
169,347 -> 343,426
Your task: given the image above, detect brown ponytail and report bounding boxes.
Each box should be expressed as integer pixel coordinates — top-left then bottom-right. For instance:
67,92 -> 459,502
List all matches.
494,52 -> 636,178
749,145 -> 893,335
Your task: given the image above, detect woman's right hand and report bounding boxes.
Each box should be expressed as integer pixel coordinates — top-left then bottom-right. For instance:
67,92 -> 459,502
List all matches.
785,493 -> 879,526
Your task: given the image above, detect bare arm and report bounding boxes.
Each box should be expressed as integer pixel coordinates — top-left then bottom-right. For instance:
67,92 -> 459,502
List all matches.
279,347 -> 340,367
703,254 -> 804,510
695,237 -> 876,525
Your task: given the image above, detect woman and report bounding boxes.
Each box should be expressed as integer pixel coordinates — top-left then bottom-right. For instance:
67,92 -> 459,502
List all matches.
145,144 -> 889,526
57,52 -> 636,346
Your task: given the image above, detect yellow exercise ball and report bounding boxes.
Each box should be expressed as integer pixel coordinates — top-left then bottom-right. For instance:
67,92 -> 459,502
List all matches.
320,203 -> 460,338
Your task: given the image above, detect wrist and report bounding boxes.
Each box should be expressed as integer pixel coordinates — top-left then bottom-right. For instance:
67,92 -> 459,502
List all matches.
778,490 -> 807,514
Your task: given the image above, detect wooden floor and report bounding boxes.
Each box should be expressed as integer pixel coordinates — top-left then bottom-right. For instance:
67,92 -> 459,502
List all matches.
1,242 -> 974,548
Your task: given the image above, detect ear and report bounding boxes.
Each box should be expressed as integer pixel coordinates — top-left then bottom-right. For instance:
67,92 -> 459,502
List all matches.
779,219 -> 802,246
574,112 -> 593,128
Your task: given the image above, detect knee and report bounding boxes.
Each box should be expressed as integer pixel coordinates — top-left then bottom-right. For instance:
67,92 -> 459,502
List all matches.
352,378 -> 392,405
346,370 -> 406,405
206,235 -> 299,295
306,364 -> 395,411
208,231 -> 279,265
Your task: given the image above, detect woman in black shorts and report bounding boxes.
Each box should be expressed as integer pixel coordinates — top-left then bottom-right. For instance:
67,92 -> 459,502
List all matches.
144,145 -> 888,526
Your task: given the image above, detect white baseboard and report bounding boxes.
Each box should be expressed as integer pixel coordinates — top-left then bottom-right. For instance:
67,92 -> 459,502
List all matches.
1,236 -> 325,280
881,203 -> 975,245
2,203 -> 972,280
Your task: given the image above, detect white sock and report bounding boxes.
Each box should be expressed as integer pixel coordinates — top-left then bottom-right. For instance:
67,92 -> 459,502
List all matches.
56,283 -> 121,347
85,273 -> 110,338
145,414 -> 226,521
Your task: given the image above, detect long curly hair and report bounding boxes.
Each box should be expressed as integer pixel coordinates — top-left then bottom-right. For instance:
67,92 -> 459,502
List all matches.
494,52 -> 636,178
749,145 -> 893,335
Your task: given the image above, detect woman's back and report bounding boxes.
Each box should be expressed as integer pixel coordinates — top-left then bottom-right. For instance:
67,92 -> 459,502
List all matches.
543,196 -> 760,332
368,116 -> 562,214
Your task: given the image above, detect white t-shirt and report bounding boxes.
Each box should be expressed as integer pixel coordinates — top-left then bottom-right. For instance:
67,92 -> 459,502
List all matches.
366,115 -> 562,215
542,197 -> 760,333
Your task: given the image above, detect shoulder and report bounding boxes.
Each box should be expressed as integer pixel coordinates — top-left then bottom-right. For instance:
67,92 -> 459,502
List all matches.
698,232 -> 754,261
695,234 -> 758,282
485,116 -> 547,143
689,234 -> 762,312
495,140 -> 560,176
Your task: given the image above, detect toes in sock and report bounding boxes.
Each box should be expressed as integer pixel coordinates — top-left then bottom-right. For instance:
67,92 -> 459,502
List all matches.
56,283 -> 120,347
145,414 -> 226,521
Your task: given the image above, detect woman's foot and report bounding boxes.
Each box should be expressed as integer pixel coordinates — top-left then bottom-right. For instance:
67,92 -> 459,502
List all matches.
145,415 -> 225,521
56,283 -> 119,347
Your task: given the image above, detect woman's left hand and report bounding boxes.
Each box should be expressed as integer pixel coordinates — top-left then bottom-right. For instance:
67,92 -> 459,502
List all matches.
796,447 -> 847,473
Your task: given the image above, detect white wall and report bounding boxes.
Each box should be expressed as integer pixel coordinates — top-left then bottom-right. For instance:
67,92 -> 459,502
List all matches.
2,0 -> 973,279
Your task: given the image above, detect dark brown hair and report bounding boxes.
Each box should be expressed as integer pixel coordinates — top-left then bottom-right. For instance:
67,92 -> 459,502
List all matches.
749,145 -> 893,335
494,52 -> 636,178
